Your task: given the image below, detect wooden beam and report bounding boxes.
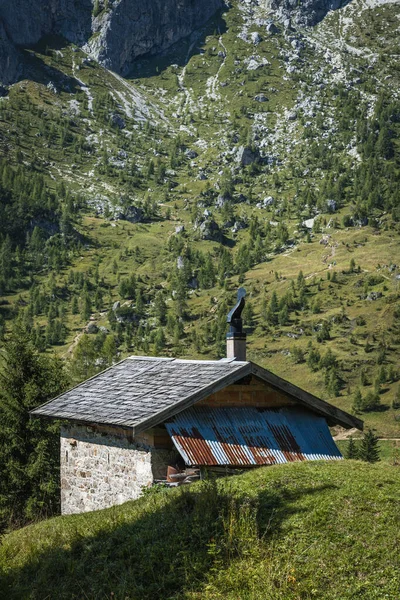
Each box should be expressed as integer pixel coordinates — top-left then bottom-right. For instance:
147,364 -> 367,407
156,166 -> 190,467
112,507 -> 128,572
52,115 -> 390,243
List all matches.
250,364 -> 364,431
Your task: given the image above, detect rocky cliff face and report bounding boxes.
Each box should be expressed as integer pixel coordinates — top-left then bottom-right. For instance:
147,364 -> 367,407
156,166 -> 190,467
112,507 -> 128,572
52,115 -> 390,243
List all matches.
0,0 -> 223,83
88,0 -> 224,76
263,0 -> 350,26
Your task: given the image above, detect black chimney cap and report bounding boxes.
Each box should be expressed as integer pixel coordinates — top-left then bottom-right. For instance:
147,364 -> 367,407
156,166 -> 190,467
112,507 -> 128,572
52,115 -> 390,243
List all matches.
227,288 -> 246,334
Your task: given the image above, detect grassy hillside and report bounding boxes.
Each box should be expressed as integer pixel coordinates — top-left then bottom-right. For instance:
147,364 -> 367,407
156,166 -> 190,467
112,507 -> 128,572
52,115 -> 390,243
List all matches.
1,461 -> 399,599
0,0 -> 399,436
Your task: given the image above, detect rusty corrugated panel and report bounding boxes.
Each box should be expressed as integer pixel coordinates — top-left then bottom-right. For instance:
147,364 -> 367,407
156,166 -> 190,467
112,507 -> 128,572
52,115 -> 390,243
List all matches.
165,407 -> 342,467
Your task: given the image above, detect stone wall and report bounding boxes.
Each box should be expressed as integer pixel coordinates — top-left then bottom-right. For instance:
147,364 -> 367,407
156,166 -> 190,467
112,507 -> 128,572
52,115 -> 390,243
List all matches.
61,424 -> 177,515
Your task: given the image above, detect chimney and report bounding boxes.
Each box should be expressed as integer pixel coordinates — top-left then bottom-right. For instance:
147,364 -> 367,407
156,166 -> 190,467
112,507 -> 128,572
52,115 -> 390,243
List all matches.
226,288 -> 247,361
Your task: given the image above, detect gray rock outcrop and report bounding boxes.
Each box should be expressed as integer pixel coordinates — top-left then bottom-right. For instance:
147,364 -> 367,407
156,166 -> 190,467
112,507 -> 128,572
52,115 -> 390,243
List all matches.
263,0 -> 351,27
236,145 -> 260,166
0,0 -> 223,83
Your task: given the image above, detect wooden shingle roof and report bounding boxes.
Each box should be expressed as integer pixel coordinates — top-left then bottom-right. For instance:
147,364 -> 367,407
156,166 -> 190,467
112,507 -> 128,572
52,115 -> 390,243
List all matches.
31,356 -> 363,432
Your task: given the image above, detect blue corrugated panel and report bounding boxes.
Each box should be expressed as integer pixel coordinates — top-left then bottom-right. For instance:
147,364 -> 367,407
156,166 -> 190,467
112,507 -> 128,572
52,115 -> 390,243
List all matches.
165,407 -> 342,467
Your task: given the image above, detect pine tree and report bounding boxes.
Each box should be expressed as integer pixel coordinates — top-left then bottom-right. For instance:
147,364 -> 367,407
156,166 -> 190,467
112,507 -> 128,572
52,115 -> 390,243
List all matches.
242,300 -> 254,328
102,335 -> 117,366
0,324 -> 67,530
154,328 -> 166,355
352,389 -> 364,413
278,304 -> 289,326
358,429 -> 380,463
154,291 -> 167,325
71,295 -> 79,315
68,334 -> 98,382
267,291 -> 278,325
346,437 -> 358,460
392,386 -> 400,410
363,390 -> 381,412
81,292 -> 92,322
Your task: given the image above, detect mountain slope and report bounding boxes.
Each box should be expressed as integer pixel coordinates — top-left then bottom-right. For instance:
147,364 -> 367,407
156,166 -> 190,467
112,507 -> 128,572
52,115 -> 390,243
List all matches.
0,0 -> 399,436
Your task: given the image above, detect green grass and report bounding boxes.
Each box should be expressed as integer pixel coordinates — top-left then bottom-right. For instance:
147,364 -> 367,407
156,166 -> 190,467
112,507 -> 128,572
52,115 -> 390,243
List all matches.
1,461 -> 400,599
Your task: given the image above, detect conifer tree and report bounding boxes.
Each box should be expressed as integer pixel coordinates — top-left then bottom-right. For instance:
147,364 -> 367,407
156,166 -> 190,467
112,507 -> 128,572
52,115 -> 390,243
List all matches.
346,437 -> 358,460
154,327 -> 166,355
352,389 -> 364,413
358,429 -> 380,463
392,386 -> 400,410
267,291 -> 278,325
0,324 -> 67,530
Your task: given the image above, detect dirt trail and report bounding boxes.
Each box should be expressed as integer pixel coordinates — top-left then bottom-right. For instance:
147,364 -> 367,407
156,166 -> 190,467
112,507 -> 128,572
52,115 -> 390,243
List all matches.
334,428 -> 400,442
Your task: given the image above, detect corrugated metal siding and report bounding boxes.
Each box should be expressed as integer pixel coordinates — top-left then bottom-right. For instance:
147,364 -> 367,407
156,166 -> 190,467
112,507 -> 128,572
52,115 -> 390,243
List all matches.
165,407 -> 342,466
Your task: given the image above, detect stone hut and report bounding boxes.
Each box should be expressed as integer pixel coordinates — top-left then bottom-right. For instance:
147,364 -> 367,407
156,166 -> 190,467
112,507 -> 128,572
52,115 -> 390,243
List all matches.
32,292 -> 363,515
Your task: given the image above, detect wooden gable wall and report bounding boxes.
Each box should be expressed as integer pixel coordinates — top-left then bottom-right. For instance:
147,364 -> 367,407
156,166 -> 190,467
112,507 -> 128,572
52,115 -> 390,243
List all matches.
197,375 -> 297,409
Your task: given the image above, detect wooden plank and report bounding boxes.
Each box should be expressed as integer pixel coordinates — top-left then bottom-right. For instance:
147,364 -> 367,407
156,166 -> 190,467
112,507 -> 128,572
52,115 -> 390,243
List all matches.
251,364 -> 363,430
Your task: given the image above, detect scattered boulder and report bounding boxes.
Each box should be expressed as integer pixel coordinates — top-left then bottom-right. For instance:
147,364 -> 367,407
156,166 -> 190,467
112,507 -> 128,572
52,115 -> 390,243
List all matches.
303,217 -> 315,229
87,322 -> 98,334
264,196 -> 274,207
250,32 -> 262,45
366,292 -> 382,301
232,220 -> 248,233
185,149 -> 198,159
199,220 -> 221,241
117,206 -> 144,224
188,277 -> 198,289
222,218 -> 235,229
236,145 -> 260,166
177,256 -> 185,270
112,301 -> 120,312
46,81 -> 58,94
283,18 -> 293,30
255,93 -> 268,102
175,225 -> 185,234
110,113 -> 126,129
216,195 -> 228,208
266,22 -> 279,34
327,199 -> 337,212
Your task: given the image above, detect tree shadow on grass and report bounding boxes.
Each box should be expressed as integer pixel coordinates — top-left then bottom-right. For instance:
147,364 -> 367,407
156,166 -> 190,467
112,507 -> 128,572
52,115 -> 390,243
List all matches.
0,476 -> 337,600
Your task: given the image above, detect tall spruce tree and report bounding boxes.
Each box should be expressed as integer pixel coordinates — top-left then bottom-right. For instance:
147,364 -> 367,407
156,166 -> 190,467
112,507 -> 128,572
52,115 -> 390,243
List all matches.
0,324 -> 68,530
358,429 -> 380,463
